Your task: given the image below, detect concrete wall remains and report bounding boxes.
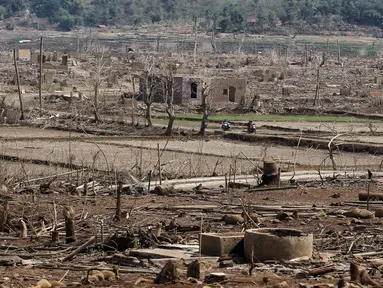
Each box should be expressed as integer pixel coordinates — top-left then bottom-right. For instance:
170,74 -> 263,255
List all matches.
173,75 -> 203,105
208,78 -> 246,104
17,49 -> 31,61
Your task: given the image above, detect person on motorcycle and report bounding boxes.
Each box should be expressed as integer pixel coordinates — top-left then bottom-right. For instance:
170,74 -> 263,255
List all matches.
222,119 -> 230,130
247,120 -> 256,133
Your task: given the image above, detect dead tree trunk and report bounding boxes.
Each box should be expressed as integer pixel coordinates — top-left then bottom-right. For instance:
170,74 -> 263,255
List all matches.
313,68 -> 320,106
165,74 -> 175,136
19,219 -> 27,239
114,181 -> 122,221
328,134 -> 342,175
198,83 -> 209,136
63,206 -> 76,243
13,49 -> 24,120
166,117 -> 175,136
320,52 -> 326,67
156,37 -> 160,53
94,81 -> 100,122
143,72 -> 153,127
145,103 -> 152,127
0,200 -> 8,232
193,17 -> 198,64
39,37 -> 43,116
211,19 -> 216,54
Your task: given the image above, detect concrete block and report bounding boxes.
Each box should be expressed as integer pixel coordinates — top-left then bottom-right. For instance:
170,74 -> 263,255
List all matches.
17,49 -> 31,61
132,61 -> 145,71
282,86 -> 291,96
253,69 -> 263,77
244,228 -> 313,262
201,232 -> 244,257
340,87 -> 351,96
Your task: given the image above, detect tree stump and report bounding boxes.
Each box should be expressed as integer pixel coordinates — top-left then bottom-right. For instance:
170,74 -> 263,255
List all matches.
63,206 -> 76,243
260,156 -> 279,186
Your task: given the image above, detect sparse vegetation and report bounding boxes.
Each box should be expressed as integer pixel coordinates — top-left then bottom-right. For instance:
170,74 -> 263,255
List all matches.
1,0 -> 383,33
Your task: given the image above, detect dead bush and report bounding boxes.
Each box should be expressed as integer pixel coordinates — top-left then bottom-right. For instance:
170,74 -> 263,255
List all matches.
0,96 -> 19,124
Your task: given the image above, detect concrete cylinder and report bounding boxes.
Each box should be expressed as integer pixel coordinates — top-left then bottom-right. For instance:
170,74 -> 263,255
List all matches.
244,228 -> 313,262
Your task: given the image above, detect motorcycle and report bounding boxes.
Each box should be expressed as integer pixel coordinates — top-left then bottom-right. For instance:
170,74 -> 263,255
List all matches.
247,124 -> 256,133
221,122 -> 230,131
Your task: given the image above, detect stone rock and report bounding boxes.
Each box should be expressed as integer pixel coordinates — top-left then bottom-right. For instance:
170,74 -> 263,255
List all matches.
276,212 -> 289,221
222,214 -> 244,225
204,273 -> 227,284
242,211 -> 260,223
273,281 -> 289,288
187,260 -> 206,280
351,219 -> 363,224
103,271 -> 116,281
0,256 -> 22,266
155,261 -> 178,284
152,185 -> 174,196
344,208 -> 374,219
36,279 -> 51,288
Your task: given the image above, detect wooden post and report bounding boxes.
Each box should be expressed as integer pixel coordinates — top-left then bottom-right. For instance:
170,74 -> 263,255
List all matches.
193,17 -> 198,64
304,43 -> 308,66
139,147 -> 143,178
233,159 -> 237,186
77,34 -> 80,54
83,180 -> 87,196
39,37 -> 43,116
148,170 -> 152,193
115,181 -> 122,221
314,68 -> 320,106
157,144 -> 162,185
285,45 -> 288,64
224,173 -> 228,192
337,40 -> 340,63
367,169 -> 373,210
326,39 -> 329,54
13,49 -> 24,120
0,200 -> 8,232
51,230 -> 59,242
100,220 -> 104,242
155,222 -> 162,237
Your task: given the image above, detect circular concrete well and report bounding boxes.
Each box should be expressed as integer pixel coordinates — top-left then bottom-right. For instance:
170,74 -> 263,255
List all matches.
244,228 -> 313,262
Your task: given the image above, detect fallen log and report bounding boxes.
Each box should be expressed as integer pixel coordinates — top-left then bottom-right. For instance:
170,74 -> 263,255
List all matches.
62,236 -> 95,262
309,265 -> 335,277
359,192 -> 383,201
152,185 -> 174,196
34,263 -> 158,274
246,186 -> 297,192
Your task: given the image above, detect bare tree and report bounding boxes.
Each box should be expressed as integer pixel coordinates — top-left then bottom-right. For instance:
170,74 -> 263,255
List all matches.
141,70 -> 155,127
193,16 -> 198,64
92,40 -> 110,122
211,19 -> 217,54
198,82 -> 210,136
164,72 -> 176,136
73,27 -> 96,54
